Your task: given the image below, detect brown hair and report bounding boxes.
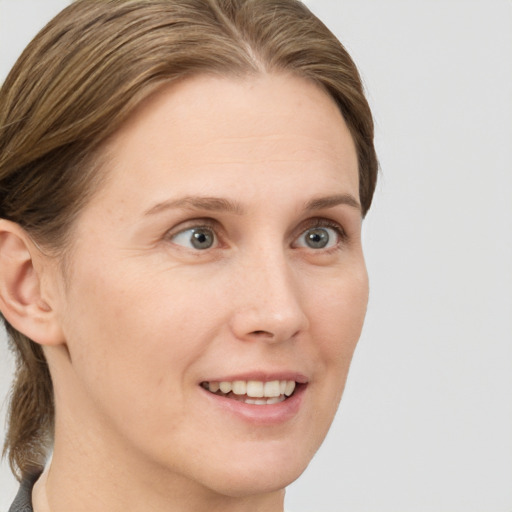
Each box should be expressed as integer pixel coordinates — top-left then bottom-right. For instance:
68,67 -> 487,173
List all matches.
0,0 -> 378,480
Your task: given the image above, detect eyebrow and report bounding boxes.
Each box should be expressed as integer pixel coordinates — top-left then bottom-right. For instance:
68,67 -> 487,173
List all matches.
144,196 -> 245,216
304,194 -> 361,212
144,193 -> 361,217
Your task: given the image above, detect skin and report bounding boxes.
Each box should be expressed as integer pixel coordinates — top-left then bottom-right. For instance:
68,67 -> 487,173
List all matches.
25,73 -> 368,512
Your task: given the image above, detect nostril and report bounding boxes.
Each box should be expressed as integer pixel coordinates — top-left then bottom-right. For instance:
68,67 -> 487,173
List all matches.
251,330 -> 274,338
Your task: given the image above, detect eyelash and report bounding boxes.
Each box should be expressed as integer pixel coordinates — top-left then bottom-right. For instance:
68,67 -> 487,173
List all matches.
307,218 -> 347,241
293,218 -> 348,253
165,217 -> 347,252
164,219 -> 220,249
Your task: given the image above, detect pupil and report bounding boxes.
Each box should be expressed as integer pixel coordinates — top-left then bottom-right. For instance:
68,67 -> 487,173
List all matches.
192,229 -> 213,249
307,228 -> 328,248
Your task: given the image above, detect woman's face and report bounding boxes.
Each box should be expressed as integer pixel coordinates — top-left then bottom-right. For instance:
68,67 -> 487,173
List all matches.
50,73 -> 368,497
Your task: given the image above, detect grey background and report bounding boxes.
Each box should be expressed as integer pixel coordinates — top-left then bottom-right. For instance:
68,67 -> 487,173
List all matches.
1,0 -> 511,510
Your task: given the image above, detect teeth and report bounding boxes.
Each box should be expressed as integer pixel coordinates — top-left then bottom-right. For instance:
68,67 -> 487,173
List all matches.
245,396 -> 286,405
219,381 -> 232,393
209,381 -> 220,393
232,380 -> 247,395
247,381 -> 264,397
266,396 -> 285,405
204,379 -> 297,400
284,380 -> 296,396
264,380 -> 281,397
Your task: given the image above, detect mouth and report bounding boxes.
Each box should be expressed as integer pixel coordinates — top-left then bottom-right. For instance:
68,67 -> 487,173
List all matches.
200,379 -> 298,405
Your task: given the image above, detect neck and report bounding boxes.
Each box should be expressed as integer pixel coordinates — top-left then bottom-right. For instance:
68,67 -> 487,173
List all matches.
32,466 -> 51,512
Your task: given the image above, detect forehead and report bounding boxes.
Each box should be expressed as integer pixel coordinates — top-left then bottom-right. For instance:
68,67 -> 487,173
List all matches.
89,73 -> 359,212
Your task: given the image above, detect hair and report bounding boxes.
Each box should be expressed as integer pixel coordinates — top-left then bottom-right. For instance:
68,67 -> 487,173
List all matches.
0,0 -> 378,480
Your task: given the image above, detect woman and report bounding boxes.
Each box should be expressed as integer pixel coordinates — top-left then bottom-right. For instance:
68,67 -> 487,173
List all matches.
0,1 -> 377,511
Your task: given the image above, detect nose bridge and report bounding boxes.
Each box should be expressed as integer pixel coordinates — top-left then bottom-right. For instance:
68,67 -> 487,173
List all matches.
229,241 -> 308,342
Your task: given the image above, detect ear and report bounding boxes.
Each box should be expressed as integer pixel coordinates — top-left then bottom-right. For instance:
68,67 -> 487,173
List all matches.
0,219 -> 65,346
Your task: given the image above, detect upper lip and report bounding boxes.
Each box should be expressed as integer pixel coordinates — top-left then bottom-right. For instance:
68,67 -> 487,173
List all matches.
200,371 -> 309,384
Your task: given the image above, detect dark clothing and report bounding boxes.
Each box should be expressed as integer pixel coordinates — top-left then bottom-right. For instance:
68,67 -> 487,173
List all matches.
8,473 -> 38,512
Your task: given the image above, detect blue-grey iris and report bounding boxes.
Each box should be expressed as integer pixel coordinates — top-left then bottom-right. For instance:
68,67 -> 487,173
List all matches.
191,228 -> 214,249
305,228 -> 329,249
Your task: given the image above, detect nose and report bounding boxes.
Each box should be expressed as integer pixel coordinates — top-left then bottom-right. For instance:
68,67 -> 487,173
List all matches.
228,250 -> 309,343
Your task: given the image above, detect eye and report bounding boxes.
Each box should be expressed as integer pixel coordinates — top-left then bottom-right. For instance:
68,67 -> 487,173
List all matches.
294,224 -> 342,250
170,226 -> 217,250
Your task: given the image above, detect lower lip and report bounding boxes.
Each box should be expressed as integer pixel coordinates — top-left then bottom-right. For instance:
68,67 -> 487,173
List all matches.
200,384 -> 307,426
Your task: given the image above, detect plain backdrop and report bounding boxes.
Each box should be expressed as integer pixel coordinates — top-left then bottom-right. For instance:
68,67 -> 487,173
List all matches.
0,0 -> 511,511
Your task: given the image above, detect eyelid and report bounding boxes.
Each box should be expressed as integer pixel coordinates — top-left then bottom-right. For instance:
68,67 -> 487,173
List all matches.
164,218 -> 221,245
162,216 -> 347,251
292,217 -> 347,250
300,217 -> 347,238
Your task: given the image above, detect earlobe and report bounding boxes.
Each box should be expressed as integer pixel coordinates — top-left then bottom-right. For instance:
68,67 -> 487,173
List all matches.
0,220 -> 65,346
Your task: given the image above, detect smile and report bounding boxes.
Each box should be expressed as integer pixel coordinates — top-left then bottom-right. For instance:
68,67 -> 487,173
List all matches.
201,380 -> 296,405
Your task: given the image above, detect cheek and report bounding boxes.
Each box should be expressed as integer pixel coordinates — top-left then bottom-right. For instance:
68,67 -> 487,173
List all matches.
59,265 -> 162,401
294,268 -> 368,463
309,264 -> 368,415
315,265 -> 369,353
59,260 -> 222,400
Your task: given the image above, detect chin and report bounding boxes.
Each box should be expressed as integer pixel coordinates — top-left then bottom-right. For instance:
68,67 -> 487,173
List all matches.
199,457 -> 309,498
183,434 -> 322,498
